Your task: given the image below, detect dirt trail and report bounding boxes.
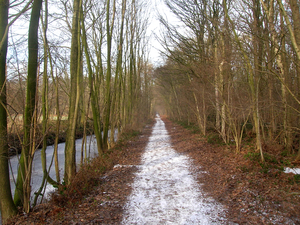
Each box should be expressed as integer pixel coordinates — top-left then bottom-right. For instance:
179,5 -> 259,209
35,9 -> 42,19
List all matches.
121,116 -> 224,224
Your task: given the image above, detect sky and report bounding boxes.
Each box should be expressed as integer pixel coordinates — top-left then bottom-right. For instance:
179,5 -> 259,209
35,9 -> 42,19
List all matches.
148,0 -> 178,66
6,0 -> 177,74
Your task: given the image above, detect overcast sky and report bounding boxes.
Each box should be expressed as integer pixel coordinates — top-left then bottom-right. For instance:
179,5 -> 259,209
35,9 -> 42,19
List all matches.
148,0 -> 178,66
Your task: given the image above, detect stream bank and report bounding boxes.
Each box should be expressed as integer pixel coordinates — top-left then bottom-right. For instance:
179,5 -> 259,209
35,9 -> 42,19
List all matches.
8,121 -> 93,156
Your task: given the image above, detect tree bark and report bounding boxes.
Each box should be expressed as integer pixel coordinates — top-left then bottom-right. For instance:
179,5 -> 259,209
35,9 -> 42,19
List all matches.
288,0 -> 300,160
14,0 -> 43,212
110,0 -> 127,144
0,0 -> 18,222
103,0 -> 116,150
33,0 -> 58,206
81,6 -> 104,155
64,0 -> 81,185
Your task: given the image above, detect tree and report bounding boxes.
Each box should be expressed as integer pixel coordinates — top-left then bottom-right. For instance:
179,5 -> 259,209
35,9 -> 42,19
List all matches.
0,0 -> 18,222
156,0 -> 300,161
64,0 -> 81,185
102,0 -> 116,150
33,0 -> 59,206
110,0 -> 127,144
14,0 -> 44,212
81,0 -> 104,155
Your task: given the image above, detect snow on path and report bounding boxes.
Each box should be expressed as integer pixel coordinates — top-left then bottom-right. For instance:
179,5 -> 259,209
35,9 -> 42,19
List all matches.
122,116 -> 224,225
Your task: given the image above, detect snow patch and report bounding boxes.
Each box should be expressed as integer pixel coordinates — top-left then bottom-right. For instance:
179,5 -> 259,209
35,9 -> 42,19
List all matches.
122,117 -> 225,224
284,167 -> 300,175
113,164 -> 137,169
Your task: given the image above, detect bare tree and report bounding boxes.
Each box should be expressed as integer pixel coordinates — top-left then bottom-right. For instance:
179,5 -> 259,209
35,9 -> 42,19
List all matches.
0,0 -> 18,222
64,0 -> 81,185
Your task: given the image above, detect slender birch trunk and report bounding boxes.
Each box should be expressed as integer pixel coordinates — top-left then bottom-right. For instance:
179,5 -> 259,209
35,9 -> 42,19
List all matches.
33,0 -> 58,206
53,69 -> 60,183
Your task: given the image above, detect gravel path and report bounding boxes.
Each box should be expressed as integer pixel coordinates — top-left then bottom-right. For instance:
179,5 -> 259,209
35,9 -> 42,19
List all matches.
121,116 -> 224,224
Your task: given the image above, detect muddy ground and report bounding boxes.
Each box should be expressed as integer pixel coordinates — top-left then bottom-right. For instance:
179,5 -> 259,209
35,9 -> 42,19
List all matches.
8,118 -> 300,224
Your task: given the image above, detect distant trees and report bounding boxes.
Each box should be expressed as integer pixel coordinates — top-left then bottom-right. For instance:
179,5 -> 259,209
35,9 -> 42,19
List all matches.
156,0 -> 300,161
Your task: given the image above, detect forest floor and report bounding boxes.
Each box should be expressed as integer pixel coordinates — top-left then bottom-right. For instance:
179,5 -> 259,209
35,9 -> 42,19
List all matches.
8,117 -> 300,224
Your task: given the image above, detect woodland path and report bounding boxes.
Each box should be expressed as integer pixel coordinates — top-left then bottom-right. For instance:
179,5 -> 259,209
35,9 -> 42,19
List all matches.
121,116 -> 224,224
9,116 -> 299,224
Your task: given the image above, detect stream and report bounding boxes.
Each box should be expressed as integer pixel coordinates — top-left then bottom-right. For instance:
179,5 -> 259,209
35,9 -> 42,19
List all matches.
1,134 -> 108,224
9,135 -> 99,201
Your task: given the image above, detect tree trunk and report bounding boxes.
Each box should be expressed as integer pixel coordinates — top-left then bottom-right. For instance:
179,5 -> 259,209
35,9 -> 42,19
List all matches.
214,44 -> 221,132
81,7 -> 104,155
33,1 -> 58,206
251,0 -> 264,160
265,9 -> 276,140
0,0 -> 18,222
14,0 -> 43,212
288,0 -> 300,160
103,0 -> 116,150
53,70 -> 60,183
110,0 -> 127,144
64,0 -> 81,185
280,13 -> 292,152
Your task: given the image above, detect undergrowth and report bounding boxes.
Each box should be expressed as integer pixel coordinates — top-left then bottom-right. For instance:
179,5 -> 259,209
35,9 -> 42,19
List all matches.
174,120 -> 200,134
206,133 -> 226,146
244,151 -> 290,176
174,119 -> 298,168
50,154 -> 111,207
